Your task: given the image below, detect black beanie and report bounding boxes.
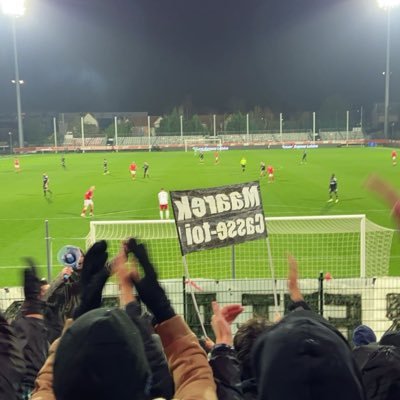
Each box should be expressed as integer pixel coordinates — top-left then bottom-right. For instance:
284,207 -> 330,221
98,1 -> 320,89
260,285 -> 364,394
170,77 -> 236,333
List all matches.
54,308 -> 150,400
252,313 -> 365,400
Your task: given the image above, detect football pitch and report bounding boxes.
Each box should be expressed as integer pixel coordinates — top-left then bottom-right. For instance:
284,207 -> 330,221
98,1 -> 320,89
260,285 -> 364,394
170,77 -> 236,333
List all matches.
0,147 -> 399,286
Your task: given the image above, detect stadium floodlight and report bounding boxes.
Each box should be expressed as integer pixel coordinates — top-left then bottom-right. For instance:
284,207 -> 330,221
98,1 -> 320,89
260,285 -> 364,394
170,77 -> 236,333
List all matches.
8,131 -> 13,154
377,0 -> 399,139
1,0 -> 25,16
377,0 -> 400,9
2,0 -> 25,148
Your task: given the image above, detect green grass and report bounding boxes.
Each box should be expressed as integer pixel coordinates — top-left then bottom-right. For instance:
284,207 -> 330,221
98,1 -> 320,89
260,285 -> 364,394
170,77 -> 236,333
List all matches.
0,147 -> 399,285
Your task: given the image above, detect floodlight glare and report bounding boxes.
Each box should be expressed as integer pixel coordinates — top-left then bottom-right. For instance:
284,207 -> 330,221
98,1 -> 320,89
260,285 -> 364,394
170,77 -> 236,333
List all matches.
2,0 -> 26,147
377,0 -> 400,9
1,0 -> 25,16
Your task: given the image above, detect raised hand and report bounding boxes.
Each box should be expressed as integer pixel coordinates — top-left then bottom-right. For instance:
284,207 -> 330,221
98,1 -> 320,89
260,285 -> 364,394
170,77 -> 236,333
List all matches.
364,174 -> 400,228
125,238 -> 175,323
211,301 -> 244,346
287,254 -> 303,302
221,304 -> 244,325
114,243 -> 138,305
73,240 -> 110,319
21,258 -> 45,315
23,258 -> 41,301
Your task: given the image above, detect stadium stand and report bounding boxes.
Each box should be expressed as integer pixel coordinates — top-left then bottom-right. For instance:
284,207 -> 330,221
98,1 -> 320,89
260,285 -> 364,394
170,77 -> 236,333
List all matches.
60,130 -> 365,151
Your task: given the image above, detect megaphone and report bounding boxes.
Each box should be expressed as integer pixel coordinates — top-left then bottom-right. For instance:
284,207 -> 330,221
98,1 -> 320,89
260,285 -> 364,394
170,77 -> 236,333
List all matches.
57,245 -> 82,271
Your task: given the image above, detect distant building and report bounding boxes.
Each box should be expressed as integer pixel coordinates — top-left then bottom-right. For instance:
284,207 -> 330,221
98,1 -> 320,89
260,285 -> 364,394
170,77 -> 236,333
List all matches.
83,113 -> 99,128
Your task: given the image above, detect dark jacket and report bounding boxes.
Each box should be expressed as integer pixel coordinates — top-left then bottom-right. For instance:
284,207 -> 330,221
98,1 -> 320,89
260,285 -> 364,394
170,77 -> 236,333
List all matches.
11,316 -> 49,391
356,344 -> 400,400
125,301 -> 174,399
32,315 -> 218,400
0,313 -> 25,400
353,343 -> 380,370
233,301 -> 310,400
380,331 -> 400,348
43,273 -> 81,343
239,378 -> 257,400
209,344 -> 243,400
252,310 -> 366,400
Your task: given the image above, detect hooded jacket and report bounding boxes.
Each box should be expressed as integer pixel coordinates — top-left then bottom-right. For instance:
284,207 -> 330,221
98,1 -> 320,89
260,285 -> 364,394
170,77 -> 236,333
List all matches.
252,310 -> 366,400
32,312 -> 217,400
356,344 -> 400,400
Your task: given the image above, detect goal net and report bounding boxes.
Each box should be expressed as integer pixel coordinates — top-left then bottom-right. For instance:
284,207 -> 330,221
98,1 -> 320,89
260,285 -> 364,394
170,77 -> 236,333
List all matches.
184,137 -> 223,152
86,215 -> 394,279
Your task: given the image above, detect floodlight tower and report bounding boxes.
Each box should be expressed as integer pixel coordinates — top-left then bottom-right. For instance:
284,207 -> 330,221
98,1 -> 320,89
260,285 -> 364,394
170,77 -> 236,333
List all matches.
377,0 -> 400,139
1,0 -> 25,148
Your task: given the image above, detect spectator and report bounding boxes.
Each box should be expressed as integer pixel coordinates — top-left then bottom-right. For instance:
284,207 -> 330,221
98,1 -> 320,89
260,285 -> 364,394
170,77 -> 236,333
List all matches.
54,308 -> 151,400
125,238 -> 217,399
208,301 -> 244,400
380,331 -> 400,348
234,317 -> 274,399
32,239 -> 217,400
114,244 -> 174,399
12,261 -> 49,399
353,343 -> 400,400
207,258 -> 313,400
252,313 -> 366,400
352,325 -> 379,371
251,255 -> 366,400
43,246 -> 84,343
228,255 -> 302,399
0,312 -> 25,400
353,325 -> 377,347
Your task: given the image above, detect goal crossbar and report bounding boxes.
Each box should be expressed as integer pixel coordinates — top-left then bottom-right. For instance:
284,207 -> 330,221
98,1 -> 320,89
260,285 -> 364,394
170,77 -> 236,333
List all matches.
87,215 -> 394,279
184,137 -> 222,152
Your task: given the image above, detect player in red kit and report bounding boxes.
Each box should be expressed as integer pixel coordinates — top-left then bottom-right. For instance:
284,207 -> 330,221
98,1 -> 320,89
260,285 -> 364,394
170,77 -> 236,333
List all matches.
81,186 -> 95,217
267,165 -> 274,183
129,161 -> 137,180
14,158 -> 20,173
392,150 -> 397,166
214,151 -> 219,164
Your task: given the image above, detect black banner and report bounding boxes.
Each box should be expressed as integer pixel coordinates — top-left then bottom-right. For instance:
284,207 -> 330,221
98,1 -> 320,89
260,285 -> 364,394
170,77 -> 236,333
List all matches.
170,181 -> 267,255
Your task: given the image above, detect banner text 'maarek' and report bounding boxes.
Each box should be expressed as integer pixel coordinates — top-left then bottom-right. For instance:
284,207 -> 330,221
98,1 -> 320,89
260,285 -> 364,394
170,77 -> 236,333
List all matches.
170,181 -> 267,255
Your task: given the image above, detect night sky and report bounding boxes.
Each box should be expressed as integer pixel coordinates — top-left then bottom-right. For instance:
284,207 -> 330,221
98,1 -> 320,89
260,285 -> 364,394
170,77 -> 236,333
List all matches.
0,0 -> 399,114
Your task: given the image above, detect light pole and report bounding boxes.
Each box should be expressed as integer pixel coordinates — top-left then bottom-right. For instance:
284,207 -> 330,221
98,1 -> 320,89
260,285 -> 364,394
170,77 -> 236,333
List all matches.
377,0 -> 400,139
8,131 -> 13,154
2,0 -> 25,148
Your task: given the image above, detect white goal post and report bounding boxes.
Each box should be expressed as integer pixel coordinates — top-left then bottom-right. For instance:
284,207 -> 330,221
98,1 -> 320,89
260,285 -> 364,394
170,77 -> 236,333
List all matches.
184,137 -> 223,152
87,215 -> 394,279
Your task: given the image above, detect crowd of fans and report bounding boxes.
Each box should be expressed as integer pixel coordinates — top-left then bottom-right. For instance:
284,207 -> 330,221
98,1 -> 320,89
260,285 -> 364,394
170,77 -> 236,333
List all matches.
1,174 -> 400,400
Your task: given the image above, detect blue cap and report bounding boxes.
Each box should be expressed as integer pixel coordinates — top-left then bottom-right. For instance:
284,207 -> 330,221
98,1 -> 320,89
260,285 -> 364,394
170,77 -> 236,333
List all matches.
352,325 -> 376,347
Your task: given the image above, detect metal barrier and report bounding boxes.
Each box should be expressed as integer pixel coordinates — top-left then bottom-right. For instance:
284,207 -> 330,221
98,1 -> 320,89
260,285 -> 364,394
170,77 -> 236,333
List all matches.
2,276 -> 400,342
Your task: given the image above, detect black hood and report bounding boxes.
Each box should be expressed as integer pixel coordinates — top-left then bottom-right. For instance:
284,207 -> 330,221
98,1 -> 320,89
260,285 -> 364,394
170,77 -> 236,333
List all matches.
252,311 -> 366,400
54,308 -> 150,400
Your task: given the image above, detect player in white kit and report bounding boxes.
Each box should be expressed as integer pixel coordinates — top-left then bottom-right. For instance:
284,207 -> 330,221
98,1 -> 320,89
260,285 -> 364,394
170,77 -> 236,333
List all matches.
158,188 -> 169,219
